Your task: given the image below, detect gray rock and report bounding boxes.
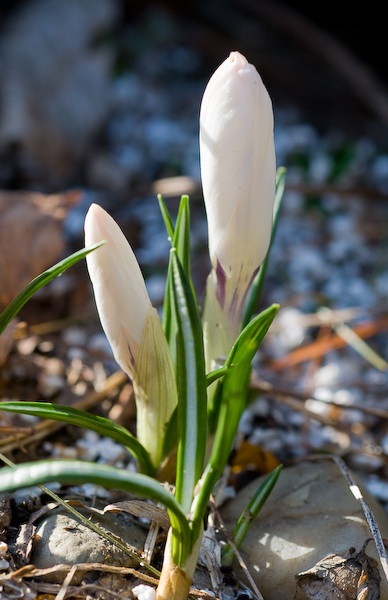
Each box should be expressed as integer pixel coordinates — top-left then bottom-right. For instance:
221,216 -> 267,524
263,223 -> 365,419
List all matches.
31,508 -> 147,583
220,460 -> 388,599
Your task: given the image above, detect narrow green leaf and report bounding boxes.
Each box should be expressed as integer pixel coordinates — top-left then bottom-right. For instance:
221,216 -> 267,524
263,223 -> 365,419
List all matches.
222,465 -> 283,566
228,303 -> 280,368
206,365 -> 235,387
0,401 -> 154,476
162,195 -> 194,368
0,242 -> 105,336
173,195 -> 191,278
0,459 -> 191,564
192,304 -> 279,536
161,365 -> 234,461
242,167 -> 286,327
208,303 -> 280,433
158,192 -> 175,347
162,259 -> 175,359
0,452 -> 160,577
170,249 -> 207,515
157,193 -> 175,240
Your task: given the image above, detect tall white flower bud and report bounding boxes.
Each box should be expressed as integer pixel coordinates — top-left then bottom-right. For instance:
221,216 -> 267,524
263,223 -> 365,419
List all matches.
200,51 -> 276,367
85,203 -> 177,466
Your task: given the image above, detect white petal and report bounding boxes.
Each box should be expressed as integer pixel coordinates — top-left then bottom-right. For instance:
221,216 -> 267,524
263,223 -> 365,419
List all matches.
200,51 -> 276,275
84,203 -> 151,377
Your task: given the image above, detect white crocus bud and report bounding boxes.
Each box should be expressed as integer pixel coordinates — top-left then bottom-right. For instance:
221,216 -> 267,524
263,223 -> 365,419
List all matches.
200,51 -> 276,368
85,203 -> 177,466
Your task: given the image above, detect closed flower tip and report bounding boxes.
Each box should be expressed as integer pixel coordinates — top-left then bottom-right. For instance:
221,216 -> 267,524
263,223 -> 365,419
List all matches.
85,203 -> 177,465
85,203 -> 152,376
200,51 -> 275,277
200,51 -> 276,362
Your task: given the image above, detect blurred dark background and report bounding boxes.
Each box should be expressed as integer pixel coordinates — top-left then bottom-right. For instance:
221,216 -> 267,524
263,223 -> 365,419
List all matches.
0,0 -> 387,246
0,0 -> 387,139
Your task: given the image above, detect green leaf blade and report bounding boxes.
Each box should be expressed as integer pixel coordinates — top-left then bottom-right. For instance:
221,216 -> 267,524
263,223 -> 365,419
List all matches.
0,401 -> 154,476
170,249 -> 207,515
0,242 -> 105,335
222,465 -> 283,566
161,195 -> 192,350
172,195 -> 191,277
157,193 -> 175,240
208,303 -> 280,433
0,459 -> 191,562
193,304 -> 279,534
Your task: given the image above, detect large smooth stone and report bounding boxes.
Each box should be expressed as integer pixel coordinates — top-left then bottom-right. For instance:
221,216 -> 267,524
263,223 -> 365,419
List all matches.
31,508 -> 147,583
220,460 -> 388,599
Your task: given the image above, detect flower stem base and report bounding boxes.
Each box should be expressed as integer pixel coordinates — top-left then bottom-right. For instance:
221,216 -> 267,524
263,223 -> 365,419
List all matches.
156,564 -> 192,600
156,525 -> 203,600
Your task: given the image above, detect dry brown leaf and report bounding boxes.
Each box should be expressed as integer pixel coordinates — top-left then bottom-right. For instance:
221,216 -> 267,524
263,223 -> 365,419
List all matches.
14,523 -> 36,568
0,494 -> 11,532
231,440 -> 281,476
0,189 -> 81,309
0,566 -> 37,600
104,501 -> 171,531
296,542 -> 380,600
0,189 -> 81,365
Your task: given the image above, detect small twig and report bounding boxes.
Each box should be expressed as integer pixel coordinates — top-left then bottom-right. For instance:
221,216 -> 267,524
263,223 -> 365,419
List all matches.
268,315 -> 388,370
20,562 -> 160,585
143,483 -> 172,563
35,581 -> 125,599
27,312 -> 97,336
189,591 -> 221,599
317,307 -> 388,372
209,495 -> 265,600
55,564 -> 77,600
143,512 -> 163,564
0,369 -> 127,454
269,391 -> 339,426
26,562 -> 219,599
252,376 -> 388,420
201,512 -> 222,597
0,425 -> 36,435
0,452 -> 161,581
268,306 -> 366,332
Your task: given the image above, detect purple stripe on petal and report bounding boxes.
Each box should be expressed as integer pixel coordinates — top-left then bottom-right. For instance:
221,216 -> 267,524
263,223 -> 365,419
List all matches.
128,343 -> 136,368
229,287 -> 238,317
216,259 -> 227,309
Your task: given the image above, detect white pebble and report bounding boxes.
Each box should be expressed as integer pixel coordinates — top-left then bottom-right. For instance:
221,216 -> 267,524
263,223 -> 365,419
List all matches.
315,363 -> 341,387
96,437 -> 123,463
132,584 -> 156,600
275,307 -> 307,351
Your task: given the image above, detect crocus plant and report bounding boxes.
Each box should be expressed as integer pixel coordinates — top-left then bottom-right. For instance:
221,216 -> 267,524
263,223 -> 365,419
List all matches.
201,51 -> 276,372
0,51 -> 285,600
